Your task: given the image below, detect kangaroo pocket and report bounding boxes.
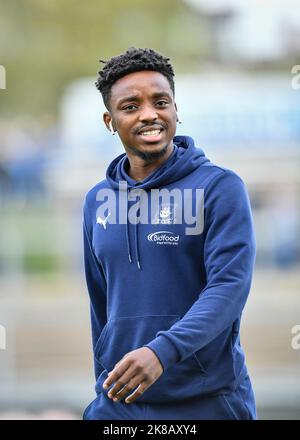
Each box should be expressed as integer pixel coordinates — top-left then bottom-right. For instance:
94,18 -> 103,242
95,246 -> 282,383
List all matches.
94,315 -> 207,403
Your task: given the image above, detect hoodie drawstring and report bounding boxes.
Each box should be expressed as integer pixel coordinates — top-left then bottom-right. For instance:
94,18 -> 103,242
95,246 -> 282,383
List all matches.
135,221 -> 141,270
126,188 -> 132,264
126,221 -> 132,264
126,188 -> 141,270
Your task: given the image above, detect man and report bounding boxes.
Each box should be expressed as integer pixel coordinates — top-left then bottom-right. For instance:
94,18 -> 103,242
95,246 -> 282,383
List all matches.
82,47 -> 257,420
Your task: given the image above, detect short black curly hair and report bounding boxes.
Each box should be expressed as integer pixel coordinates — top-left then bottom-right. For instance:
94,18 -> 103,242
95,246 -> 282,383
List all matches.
95,47 -> 175,110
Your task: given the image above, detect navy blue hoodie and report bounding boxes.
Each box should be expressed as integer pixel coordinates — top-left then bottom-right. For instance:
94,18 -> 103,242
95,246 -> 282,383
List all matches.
83,135 -> 256,404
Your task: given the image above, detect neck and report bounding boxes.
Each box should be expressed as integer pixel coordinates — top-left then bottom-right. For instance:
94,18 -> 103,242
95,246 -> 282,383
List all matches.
126,142 -> 174,182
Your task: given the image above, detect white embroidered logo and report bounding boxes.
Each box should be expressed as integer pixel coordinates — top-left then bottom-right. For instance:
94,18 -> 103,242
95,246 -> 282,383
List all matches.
97,212 -> 111,229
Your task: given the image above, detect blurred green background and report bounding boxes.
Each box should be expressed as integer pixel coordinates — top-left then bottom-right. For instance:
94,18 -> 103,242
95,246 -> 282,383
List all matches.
0,0 -> 300,420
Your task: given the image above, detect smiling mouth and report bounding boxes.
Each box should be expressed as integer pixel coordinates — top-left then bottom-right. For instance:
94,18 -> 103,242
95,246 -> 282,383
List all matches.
138,128 -> 164,143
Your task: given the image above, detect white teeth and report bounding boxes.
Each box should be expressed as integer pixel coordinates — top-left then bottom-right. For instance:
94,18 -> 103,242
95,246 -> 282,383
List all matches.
140,129 -> 161,136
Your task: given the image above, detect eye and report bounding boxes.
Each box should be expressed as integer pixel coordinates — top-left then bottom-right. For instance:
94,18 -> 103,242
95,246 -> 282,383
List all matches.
123,104 -> 137,111
156,101 -> 168,107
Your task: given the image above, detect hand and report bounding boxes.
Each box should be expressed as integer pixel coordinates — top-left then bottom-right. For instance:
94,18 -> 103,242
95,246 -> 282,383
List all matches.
102,347 -> 164,404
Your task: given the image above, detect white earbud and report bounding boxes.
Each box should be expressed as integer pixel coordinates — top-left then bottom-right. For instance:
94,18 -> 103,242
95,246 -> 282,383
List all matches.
109,121 -> 115,134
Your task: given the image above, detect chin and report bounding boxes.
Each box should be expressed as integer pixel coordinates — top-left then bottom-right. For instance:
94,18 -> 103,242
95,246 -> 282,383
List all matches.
127,141 -> 170,162
140,144 -> 169,162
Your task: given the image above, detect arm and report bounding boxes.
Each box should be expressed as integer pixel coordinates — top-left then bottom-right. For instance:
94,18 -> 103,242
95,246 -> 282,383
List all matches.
83,201 -> 107,381
143,171 -> 256,371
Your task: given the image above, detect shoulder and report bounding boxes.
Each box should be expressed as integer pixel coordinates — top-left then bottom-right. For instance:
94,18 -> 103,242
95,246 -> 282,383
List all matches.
206,165 -> 245,189
193,158 -> 246,190
83,178 -> 110,210
200,162 -> 250,209
82,178 -> 111,229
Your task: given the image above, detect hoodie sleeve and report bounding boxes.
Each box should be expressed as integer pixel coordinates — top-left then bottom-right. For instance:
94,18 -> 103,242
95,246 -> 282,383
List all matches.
83,199 -> 107,381
143,170 -> 256,372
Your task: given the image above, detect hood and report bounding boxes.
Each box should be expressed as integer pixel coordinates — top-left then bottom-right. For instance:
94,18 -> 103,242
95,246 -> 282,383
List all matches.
105,135 -> 210,269
106,135 -> 209,190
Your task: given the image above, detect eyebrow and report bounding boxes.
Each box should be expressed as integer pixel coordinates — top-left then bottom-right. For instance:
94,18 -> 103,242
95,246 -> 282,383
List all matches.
117,91 -> 172,106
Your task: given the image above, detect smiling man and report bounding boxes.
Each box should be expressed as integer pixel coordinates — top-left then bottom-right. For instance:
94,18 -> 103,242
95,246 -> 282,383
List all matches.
82,47 -> 257,420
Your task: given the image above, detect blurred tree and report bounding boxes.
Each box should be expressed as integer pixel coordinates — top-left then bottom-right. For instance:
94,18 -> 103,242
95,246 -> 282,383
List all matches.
0,0 -> 208,116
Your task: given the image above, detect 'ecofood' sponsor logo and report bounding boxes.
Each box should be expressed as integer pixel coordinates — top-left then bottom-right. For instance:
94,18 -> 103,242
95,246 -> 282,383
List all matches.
147,231 -> 180,245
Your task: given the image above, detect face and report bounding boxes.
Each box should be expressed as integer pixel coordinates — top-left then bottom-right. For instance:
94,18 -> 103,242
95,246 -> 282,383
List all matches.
103,70 -> 178,162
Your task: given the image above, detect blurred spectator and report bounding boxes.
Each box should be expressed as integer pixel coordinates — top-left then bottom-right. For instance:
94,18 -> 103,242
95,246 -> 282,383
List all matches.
0,117 -> 57,207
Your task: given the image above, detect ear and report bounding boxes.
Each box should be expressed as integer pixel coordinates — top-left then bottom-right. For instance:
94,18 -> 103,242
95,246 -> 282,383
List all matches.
174,102 -> 178,112
103,112 -> 112,131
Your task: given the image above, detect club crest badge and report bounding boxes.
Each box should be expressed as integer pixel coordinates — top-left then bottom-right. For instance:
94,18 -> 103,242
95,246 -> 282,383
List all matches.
153,203 -> 176,225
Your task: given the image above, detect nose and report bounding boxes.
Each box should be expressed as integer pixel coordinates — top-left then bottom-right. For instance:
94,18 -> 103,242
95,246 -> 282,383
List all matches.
138,104 -> 158,122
